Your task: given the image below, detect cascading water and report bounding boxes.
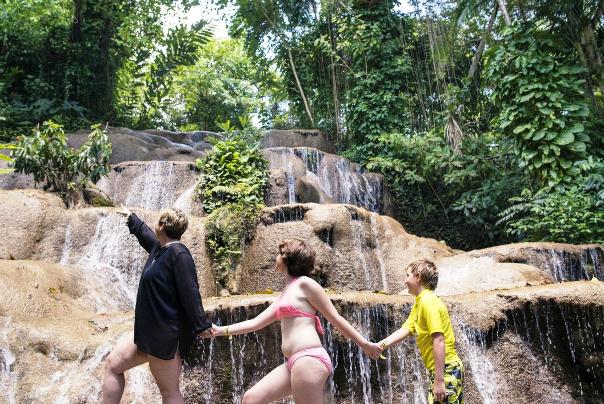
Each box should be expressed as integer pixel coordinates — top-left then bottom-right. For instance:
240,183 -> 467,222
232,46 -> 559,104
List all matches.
502,300 -> 604,402
455,321 -> 498,403
76,213 -> 147,311
0,318 -> 16,404
264,148 -> 385,213
536,247 -> 603,282
98,161 -> 199,212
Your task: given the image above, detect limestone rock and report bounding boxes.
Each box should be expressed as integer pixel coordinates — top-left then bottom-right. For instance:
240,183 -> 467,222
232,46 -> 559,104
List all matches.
95,160 -> 204,215
464,242 -> 604,282
262,147 -> 392,215
68,127 -> 209,164
262,129 -> 336,153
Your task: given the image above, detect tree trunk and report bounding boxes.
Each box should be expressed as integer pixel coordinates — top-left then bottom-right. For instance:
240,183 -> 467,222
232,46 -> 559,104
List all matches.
328,17 -> 341,140
287,48 -> 315,127
496,0 -> 512,26
468,3 -> 498,79
581,22 -> 604,98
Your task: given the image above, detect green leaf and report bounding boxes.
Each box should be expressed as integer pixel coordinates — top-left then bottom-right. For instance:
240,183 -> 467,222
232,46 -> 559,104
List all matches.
553,132 -> 574,145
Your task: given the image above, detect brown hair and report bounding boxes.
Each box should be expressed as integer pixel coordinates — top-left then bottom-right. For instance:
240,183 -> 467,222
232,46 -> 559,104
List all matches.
407,259 -> 439,290
278,238 -> 316,277
158,208 -> 189,240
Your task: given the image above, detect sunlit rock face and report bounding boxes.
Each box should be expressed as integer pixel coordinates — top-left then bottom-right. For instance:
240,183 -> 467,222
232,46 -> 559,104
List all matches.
463,243 -> 604,282
262,129 -> 336,153
1,125 -> 603,403
95,161 -> 204,215
181,282 -> 604,404
68,127 -> 214,164
262,147 -> 392,215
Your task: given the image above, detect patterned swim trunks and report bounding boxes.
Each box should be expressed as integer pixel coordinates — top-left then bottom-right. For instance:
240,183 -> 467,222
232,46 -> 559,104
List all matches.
428,359 -> 464,404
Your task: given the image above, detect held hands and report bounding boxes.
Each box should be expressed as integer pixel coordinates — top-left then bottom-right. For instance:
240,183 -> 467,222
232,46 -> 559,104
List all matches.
361,340 -> 384,360
199,324 -> 227,338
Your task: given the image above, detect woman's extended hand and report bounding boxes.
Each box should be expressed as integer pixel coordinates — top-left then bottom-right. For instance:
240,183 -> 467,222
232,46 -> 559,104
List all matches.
117,204 -> 132,218
361,340 -> 384,360
210,324 -> 224,337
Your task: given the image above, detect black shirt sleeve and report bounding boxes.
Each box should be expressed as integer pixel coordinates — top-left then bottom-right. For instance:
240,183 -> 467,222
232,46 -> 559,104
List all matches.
127,213 -> 160,253
173,251 -> 212,333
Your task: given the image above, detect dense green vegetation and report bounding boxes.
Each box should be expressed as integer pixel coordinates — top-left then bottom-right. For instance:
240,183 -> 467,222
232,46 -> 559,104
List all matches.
2,0 -> 603,248
196,122 -> 269,293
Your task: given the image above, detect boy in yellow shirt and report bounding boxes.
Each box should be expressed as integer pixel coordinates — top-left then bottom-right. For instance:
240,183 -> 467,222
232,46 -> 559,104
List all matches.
377,259 -> 464,403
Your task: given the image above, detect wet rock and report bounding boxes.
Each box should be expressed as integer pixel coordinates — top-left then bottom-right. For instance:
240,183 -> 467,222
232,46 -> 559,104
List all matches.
265,169 -> 290,206
95,160 -> 203,215
261,129 -> 336,153
68,127 -> 208,164
464,242 -> 604,282
263,147 -> 392,215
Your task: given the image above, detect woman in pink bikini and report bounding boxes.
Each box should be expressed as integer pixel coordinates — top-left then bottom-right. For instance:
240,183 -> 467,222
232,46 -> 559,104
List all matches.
209,238 -> 383,403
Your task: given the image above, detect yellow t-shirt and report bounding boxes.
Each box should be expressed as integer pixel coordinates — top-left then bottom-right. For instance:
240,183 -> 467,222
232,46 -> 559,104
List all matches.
402,289 -> 460,372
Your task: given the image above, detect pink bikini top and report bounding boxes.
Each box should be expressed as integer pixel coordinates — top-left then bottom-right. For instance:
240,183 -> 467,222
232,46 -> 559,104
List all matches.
274,277 -> 325,335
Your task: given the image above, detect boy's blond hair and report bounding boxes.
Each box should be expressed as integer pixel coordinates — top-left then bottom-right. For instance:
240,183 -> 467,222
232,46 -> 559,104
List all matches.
407,259 -> 439,290
159,208 -> 189,239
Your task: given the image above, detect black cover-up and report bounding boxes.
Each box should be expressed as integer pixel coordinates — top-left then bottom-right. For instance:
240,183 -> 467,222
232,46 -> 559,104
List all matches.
127,213 -> 212,360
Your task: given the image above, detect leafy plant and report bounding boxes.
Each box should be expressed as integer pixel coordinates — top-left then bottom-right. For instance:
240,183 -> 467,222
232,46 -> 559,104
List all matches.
345,130 -> 524,249
483,23 -> 592,188
11,121 -> 111,203
0,143 -> 16,174
196,120 -> 269,293
498,185 -> 604,244
196,122 -> 268,214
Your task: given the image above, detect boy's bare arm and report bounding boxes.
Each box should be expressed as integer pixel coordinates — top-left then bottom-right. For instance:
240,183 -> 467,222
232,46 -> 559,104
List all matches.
432,332 -> 446,402
378,327 -> 411,348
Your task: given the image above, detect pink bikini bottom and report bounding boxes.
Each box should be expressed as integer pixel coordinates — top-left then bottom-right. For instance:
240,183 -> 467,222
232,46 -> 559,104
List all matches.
286,346 -> 333,374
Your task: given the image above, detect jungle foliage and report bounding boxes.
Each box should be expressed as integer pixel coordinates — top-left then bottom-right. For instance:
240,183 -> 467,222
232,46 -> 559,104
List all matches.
3,0 -> 604,247
11,120 -> 111,203
196,120 -> 269,292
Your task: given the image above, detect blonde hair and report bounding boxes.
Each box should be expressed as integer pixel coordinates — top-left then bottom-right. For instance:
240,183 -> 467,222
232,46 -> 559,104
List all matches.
159,208 -> 189,239
278,238 -> 316,277
407,259 -> 439,290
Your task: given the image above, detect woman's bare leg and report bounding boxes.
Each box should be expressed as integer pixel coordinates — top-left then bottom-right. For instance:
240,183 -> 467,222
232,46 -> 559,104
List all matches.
290,357 -> 330,404
242,363 -> 292,404
102,337 -> 148,404
147,351 -> 184,404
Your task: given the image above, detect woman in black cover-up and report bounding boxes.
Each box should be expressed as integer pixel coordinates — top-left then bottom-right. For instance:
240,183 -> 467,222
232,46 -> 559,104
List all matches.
102,207 -> 212,404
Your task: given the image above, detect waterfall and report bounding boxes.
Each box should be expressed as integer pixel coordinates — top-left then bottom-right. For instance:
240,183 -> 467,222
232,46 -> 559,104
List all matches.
504,300 -> 604,401
0,318 -> 16,404
76,213 -> 147,311
455,321 -> 498,403
540,247 -> 603,282
264,148 -> 385,213
172,184 -> 196,213
125,161 -> 176,210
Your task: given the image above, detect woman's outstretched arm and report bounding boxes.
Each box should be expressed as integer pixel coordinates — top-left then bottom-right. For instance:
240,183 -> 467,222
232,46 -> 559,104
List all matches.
301,278 -> 383,359
212,301 -> 277,337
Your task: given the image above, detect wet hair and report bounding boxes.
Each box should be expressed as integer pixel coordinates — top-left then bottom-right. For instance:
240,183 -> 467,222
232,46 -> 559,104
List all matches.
278,238 -> 316,277
407,259 -> 439,290
158,208 -> 189,240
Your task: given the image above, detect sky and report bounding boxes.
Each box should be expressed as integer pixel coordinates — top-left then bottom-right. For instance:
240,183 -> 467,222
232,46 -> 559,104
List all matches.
165,0 -> 415,39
